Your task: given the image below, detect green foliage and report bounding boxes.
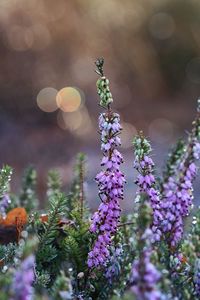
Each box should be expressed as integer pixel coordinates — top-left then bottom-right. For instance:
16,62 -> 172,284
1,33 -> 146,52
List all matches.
191,207 -> 200,253
111,292 -> 136,300
34,153 -> 90,293
0,243 -> 17,269
66,153 -> 89,221
0,272 -> 12,300
133,132 -> 151,159
95,58 -> 113,108
51,271 -> 73,300
47,170 -> 62,201
19,166 -> 38,213
0,165 -> 12,199
60,154 -> 91,296
163,139 -> 186,181
35,270 -> 51,288
39,192 -> 67,244
36,192 -> 68,286
96,76 -> 113,108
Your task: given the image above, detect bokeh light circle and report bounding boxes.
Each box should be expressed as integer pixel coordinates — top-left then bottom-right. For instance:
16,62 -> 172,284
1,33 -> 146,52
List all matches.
56,87 -> 82,112
57,107 -> 94,138
57,110 -> 83,131
37,87 -> 58,112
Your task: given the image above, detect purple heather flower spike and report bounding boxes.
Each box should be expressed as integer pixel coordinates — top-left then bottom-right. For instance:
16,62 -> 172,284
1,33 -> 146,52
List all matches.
194,259 -> 200,297
130,229 -> 163,300
160,118 -> 200,247
133,134 -> 162,243
132,135 -> 163,299
104,245 -> 123,284
11,255 -> 35,300
88,62 -> 125,268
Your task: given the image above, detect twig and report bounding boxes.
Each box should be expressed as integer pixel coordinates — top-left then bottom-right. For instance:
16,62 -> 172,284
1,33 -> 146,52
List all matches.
79,158 -> 84,220
118,221 -> 135,227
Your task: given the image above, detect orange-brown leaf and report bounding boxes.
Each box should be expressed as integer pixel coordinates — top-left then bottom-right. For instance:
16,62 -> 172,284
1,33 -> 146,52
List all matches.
0,207 -> 27,227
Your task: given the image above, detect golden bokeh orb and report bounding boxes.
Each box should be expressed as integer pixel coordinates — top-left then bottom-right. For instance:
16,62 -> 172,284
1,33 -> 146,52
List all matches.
56,87 -> 82,112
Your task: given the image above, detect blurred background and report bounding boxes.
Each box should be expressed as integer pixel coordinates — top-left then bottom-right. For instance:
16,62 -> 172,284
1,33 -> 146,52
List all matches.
0,0 -> 200,209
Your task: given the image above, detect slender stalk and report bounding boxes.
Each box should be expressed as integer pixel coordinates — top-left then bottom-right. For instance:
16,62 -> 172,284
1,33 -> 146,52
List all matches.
118,222 -> 135,228
79,158 -> 84,220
